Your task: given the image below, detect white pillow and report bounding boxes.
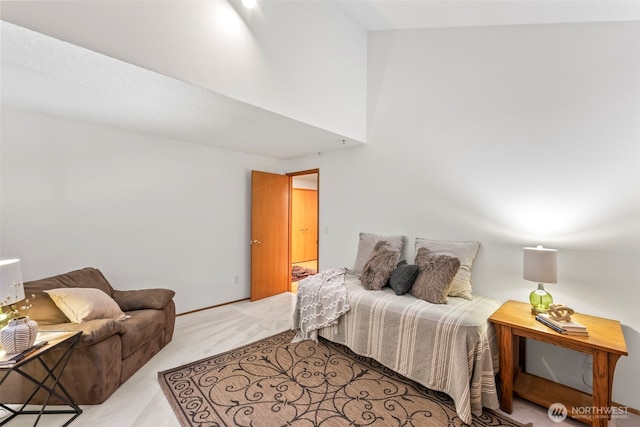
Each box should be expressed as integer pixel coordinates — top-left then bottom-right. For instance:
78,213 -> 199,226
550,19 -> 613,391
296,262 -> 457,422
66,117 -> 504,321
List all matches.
44,288 -> 127,323
353,232 -> 406,275
414,238 -> 480,300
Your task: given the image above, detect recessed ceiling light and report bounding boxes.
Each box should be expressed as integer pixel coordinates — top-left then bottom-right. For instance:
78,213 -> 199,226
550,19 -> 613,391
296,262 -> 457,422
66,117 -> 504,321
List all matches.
242,0 -> 256,9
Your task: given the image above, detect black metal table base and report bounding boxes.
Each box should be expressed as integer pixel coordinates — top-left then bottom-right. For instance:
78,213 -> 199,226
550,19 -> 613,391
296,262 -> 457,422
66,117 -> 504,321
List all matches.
0,333 -> 82,426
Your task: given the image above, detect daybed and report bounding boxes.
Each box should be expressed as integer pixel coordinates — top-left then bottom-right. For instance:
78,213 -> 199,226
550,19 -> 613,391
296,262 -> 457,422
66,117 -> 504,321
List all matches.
318,274 -> 501,424
0,267 -> 176,405
293,233 -> 503,424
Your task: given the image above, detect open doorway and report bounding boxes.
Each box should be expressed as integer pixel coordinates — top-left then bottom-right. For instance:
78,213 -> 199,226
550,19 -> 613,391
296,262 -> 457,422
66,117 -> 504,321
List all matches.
289,170 -> 318,292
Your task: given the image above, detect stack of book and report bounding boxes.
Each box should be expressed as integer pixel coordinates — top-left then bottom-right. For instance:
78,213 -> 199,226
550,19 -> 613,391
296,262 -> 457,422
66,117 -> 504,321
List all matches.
0,341 -> 48,367
535,313 -> 589,336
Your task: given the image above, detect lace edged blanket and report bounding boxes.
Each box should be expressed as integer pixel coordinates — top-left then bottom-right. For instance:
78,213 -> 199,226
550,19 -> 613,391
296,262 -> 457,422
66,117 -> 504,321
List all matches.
292,268 -> 349,342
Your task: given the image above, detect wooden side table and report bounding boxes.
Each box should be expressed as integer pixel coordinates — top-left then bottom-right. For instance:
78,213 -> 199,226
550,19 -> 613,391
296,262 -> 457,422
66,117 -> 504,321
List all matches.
0,331 -> 82,426
489,300 -> 627,427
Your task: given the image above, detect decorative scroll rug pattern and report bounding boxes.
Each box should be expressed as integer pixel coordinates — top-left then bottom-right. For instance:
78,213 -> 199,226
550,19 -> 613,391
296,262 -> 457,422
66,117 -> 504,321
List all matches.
158,330 -> 531,427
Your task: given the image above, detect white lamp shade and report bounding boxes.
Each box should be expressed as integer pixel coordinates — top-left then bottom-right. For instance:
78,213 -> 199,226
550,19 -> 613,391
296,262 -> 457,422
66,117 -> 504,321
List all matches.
0,259 -> 25,307
523,246 -> 557,284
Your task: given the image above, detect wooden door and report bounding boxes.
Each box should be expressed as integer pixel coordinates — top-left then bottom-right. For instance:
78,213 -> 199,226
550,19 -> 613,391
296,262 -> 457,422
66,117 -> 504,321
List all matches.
250,171 -> 290,301
291,189 -> 318,263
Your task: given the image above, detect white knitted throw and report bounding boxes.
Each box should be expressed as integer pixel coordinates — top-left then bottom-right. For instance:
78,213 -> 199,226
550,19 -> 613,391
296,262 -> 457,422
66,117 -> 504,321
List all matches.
292,268 -> 349,342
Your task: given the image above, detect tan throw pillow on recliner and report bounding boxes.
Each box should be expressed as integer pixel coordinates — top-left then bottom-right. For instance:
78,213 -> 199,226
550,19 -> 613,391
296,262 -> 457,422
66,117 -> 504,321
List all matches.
44,288 -> 127,323
24,267 -> 117,325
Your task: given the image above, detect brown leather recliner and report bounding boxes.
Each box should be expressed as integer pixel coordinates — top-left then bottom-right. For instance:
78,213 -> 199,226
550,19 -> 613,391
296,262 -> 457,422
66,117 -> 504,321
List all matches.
0,267 -> 175,404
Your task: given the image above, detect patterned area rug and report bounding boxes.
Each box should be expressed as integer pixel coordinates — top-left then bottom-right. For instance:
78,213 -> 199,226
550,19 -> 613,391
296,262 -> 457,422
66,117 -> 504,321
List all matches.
158,330 -> 531,427
292,265 -> 317,281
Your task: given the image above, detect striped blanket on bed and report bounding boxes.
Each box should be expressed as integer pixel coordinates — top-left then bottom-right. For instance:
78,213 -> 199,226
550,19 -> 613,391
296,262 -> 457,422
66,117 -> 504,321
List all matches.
317,273 -> 502,424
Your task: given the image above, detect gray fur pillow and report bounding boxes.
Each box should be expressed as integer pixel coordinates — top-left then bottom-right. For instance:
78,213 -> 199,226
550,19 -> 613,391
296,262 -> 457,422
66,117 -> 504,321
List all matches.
411,247 -> 461,304
361,241 -> 401,290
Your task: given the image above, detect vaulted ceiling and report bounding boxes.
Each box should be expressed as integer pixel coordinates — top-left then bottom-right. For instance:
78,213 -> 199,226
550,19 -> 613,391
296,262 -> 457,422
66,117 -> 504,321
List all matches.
2,1 -> 638,159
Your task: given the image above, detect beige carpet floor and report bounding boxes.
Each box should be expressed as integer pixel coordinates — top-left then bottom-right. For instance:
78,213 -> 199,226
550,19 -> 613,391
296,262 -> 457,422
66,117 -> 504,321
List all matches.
159,330 -> 531,427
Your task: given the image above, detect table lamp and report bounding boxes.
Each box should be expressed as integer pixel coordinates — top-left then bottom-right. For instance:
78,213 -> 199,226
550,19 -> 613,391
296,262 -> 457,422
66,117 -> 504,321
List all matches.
0,259 -> 26,325
523,246 -> 557,314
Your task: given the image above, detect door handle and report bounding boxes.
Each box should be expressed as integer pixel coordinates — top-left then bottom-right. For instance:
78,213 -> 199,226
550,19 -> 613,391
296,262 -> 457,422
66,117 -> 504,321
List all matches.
250,240 -> 261,245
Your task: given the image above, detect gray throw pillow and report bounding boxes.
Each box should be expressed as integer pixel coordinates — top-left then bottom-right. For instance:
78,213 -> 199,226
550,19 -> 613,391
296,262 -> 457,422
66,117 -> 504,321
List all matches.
388,260 -> 419,295
361,241 -> 401,290
411,247 -> 461,304
414,238 -> 479,300
353,233 -> 406,275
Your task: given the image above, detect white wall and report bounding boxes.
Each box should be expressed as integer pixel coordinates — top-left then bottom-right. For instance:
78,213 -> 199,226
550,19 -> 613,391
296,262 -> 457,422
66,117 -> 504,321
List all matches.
1,108 -> 286,314
287,22 -> 640,410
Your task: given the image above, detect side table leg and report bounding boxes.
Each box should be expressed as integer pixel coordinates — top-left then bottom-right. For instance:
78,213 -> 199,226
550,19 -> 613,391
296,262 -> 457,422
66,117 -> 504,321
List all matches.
591,351 -> 623,427
497,325 -> 514,413
591,350 -> 609,427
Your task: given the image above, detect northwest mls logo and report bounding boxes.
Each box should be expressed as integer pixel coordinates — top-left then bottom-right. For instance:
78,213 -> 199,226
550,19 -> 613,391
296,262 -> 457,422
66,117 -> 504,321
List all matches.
548,402 -> 568,422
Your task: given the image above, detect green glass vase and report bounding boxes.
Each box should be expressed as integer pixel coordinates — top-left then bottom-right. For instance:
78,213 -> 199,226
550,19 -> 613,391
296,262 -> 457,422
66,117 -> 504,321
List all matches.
529,283 -> 553,314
